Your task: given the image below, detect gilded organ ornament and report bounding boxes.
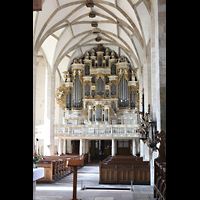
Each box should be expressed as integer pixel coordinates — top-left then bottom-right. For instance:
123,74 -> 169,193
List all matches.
55,45 -> 139,123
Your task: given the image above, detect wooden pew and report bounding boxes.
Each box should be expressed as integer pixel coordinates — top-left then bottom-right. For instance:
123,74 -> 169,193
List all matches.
99,155 -> 150,185
36,155 -> 81,183
154,130 -> 166,200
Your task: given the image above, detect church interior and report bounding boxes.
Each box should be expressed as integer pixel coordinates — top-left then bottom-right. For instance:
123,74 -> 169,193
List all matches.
33,0 -> 166,199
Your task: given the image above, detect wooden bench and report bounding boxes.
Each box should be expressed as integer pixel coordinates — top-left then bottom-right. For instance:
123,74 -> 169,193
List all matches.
154,130 -> 166,200
36,155 -> 81,183
99,155 -> 150,185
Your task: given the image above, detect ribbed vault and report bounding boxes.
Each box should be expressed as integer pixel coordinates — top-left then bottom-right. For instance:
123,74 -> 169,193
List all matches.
33,0 -> 152,81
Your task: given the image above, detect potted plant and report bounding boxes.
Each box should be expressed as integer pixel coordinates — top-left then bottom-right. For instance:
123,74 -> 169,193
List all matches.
33,152 -> 41,168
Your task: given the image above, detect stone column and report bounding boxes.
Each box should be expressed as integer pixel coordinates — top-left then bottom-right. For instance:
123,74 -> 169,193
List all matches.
99,140 -> 101,155
67,139 -> 72,153
136,138 -> 140,155
82,139 -> 86,155
33,50 -> 37,153
63,139 -> 66,154
150,0 -> 166,132
58,138 -> 62,155
79,139 -> 83,155
140,139 -> 144,157
111,139 -> 115,156
43,66 -> 55,155
132,139 -> 136,156
158,0 -> 166,131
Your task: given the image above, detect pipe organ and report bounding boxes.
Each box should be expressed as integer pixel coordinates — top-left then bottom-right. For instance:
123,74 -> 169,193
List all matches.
55,45 -> 139,124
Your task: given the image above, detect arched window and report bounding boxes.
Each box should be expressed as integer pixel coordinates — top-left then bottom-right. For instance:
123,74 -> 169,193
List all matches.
119,74 -> 128,107
85,64 -> 90,75
111,83 -> 116,95
85,83 -> 90,96
111,64 -> 116,74
73,73 -> 82,107
111,102 -> 116,111
105,90 -> 109,97
66,92 -> 71,108
105,76 -> 109,84
91,90 -> 95,97
96,77 -> 104,95
92,60 -> 95,67
98,57 -> 102,67
92,76 -> 95,83
106,59 -> 109,66
96,107 -> 102,121
130,90 -> 135,108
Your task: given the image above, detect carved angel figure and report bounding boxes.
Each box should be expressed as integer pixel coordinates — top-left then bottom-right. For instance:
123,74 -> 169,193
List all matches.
131,70 -> 135,81
91,48 -> 95,56
105,47 -> 110,56
78,58 -> 82,63
85,51 -> 90,59
73,58 -> 78,64
111,50 -> 115,58
58,91 -> 65,99
118,68 -> 122,74
78,70 -> 82,75
73,69 -> 76,76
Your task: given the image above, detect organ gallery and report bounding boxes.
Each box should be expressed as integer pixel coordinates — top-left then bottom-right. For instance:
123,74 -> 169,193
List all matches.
55,45 -> 141,148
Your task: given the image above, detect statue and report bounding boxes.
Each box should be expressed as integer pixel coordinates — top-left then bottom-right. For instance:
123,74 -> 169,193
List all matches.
91,48 -> 95,56
66,71 -> 71,82
78,58 -> 82,64
73,69 -> 76,77
105,47 -> 110,56
111,50 -> 115,58
131,70 -> 135,81
84,51 -> 90,59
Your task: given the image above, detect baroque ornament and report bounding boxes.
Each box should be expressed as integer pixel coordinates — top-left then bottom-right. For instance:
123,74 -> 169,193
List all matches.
55,45 -> 140,124
55,84 -> 68,110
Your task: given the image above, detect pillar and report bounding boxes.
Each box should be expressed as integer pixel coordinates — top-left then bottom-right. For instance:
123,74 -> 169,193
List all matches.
85,139 -> 89,154
82,139 -> 86,154
67,139 -> 72,153
99,140 -> 101,155
140,139 -> 144,157
111,139 -> 115,156
43,65 -> 55,155
63,139 -> 66,154
132,139 -> 136,156
79,139 -> 83,155
136,138 -> 140,156
58,138 -> 62,155
115,139 -> 117,155
33,51 -> 37,153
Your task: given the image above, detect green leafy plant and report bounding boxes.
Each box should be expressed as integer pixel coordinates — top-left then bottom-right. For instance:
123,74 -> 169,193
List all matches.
33,152 -> 41,164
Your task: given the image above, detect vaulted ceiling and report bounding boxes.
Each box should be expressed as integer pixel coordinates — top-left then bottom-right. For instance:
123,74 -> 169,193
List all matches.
33,0 -> 151,80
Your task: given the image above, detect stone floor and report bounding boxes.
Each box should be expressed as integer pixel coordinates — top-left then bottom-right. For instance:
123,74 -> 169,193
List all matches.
35,162 -> 155,200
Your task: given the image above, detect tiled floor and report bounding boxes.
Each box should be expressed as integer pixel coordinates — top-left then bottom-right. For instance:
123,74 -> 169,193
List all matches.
35,162 -> 155,200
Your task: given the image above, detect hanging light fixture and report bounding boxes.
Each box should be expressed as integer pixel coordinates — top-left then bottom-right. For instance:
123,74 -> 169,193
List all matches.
92,27 -> 101,34
86,0 -> 94,8
91,21 -> 98,27
89,11 -> 96,18
95,35 -> 101,42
